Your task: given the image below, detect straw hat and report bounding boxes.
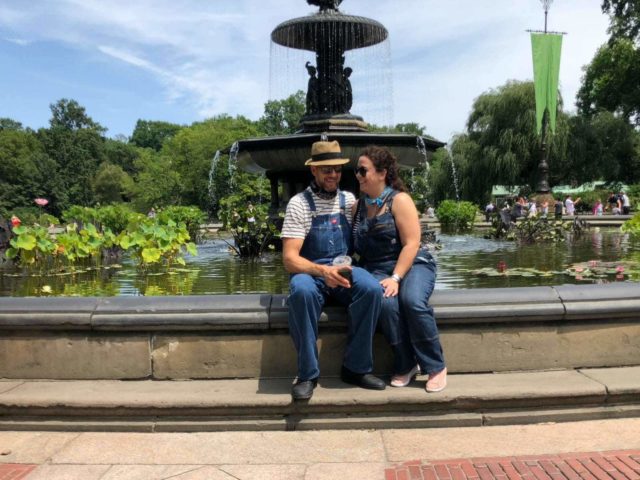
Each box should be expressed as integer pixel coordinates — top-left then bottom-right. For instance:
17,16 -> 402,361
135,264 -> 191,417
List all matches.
305,140 -> 350,166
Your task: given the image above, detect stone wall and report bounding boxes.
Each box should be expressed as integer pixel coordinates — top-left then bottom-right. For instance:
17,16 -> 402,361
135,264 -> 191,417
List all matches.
1,284 -> 639,379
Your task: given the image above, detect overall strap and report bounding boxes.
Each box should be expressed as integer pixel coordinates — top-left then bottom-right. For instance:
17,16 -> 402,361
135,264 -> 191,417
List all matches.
338,191 -> 346,214
303,190 -> 317,218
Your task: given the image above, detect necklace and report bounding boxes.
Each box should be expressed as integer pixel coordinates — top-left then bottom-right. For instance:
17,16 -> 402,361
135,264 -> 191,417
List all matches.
365,186 -> 392,208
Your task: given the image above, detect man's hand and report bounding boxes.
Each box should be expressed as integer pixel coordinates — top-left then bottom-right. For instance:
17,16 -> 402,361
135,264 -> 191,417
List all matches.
323,265 -> 351,289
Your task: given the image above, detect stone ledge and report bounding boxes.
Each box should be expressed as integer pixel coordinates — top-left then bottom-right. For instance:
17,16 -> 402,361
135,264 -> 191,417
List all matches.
3,284 -> 637,331
0,367 -> 637,431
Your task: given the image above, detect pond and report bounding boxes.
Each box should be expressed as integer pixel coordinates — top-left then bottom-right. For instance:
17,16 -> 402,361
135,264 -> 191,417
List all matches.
1,228 -> 638,297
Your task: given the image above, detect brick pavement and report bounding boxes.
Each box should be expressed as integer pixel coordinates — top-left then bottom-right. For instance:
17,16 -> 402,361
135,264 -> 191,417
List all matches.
386,451 -> 640,480
0,464 -> 36,480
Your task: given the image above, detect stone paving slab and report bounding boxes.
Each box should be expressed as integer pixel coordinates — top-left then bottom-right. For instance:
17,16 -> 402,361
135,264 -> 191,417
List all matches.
579,366 -> 640,395
49,431 -> 385,465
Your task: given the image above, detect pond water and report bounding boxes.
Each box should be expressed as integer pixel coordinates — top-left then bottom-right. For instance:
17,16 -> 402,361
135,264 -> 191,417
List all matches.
1,228 -> 638,297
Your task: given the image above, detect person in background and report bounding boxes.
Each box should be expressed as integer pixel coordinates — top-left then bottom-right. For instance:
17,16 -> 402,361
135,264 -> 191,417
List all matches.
484,201 -> 495,222
281,140 -> 385,401
620,191 -> 631,215
352,145 -> 447,393
554,198 -> 564,220
607,192 -> 620,213
541,199 -> 549,218
565,196 -> 580,216
528,200 -> 538,217
593,199 -> 603,216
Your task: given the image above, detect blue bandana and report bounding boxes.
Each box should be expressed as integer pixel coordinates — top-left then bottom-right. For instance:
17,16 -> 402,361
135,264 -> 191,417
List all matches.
365,187 -> 392,208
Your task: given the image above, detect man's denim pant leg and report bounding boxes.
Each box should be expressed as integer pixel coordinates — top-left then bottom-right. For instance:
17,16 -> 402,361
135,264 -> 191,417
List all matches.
287,267 -> 382,380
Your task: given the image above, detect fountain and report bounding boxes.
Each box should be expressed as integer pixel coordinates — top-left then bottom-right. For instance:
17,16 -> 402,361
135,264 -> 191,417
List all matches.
233,0 -> 445,211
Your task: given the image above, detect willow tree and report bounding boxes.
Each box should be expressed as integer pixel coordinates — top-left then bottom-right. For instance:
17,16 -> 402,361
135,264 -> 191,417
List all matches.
437,81 -> 569,205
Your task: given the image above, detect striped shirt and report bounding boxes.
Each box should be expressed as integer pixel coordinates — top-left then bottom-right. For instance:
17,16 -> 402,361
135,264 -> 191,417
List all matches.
281,188 -> 356,239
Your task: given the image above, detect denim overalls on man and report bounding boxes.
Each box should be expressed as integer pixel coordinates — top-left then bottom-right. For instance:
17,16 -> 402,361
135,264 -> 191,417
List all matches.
354,191 -> 445,376
288,190 -> 382,382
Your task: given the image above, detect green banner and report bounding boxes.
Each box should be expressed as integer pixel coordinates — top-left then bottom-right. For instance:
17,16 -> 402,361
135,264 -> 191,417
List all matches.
531,33 -> 563,134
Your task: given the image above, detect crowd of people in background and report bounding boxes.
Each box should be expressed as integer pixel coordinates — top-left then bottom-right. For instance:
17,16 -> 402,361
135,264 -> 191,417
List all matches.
484,190 -> 632,222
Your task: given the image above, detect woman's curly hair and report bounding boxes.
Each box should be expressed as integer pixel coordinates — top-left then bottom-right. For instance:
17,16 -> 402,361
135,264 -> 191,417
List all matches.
359,145 -> 406,192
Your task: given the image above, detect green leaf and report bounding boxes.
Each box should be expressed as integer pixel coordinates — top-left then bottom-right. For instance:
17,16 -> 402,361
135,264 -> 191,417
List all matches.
141,247 -> 162,264
12,225 -> 26,235
13,234 -> 37,251
186,242 -> 197,256
5,247 -> 18,259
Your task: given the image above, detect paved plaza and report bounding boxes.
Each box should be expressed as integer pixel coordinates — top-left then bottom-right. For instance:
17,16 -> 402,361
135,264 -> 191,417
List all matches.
1,418 -> 639,479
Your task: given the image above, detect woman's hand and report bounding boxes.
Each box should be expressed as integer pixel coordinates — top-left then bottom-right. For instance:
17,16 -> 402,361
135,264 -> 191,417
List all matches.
380,277 -> 399,297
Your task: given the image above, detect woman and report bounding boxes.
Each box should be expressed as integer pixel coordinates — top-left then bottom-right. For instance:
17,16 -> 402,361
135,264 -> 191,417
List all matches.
352,145 -> 447,392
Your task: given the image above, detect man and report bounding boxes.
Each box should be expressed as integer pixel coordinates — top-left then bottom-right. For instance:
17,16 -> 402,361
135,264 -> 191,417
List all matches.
565,195 -> 580,216
620,191 -> 631,215
281,140 -> 385,401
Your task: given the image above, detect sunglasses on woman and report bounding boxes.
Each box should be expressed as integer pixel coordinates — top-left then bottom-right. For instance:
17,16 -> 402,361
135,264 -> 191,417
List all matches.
355,166 -> 368,177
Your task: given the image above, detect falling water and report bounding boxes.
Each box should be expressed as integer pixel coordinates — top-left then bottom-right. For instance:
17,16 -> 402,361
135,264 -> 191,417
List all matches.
448,150 -> 461,202
228,142 -> 239,191
208,150 -> 221,211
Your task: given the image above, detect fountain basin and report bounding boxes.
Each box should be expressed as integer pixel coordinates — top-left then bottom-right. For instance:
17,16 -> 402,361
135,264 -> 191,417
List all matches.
236,132 -> 445,174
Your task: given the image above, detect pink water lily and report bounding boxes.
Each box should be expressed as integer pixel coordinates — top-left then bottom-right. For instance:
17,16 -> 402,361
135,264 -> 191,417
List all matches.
10,215 -> 21,227
34,198 -> 49,207
574,266 -> 584,273
615,265 -> 625,273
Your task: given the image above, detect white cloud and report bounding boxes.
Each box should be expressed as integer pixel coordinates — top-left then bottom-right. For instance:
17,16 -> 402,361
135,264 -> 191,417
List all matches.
0,0 -> 611,140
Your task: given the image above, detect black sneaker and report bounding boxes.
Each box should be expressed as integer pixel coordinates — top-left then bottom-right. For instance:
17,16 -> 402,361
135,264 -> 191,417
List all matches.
291,378 -> 318,400
340,366 -> 386,390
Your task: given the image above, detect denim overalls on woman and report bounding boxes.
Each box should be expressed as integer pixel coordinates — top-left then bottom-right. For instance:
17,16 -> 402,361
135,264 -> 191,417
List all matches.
353,191 -> 445,375
287,190 -> 382,381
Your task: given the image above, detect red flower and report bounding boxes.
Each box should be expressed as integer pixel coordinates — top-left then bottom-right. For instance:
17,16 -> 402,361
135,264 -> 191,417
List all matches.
497,261 -> 507,273
10,215 -> 21,227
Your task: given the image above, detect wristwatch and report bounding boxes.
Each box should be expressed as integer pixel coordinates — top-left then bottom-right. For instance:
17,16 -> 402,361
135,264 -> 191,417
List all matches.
390,273 -> 402,283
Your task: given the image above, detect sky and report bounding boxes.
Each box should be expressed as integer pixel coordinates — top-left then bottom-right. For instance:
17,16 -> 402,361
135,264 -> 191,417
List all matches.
0,0 -> 610,144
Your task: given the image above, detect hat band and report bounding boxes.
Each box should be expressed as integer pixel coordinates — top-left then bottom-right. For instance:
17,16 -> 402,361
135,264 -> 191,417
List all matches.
311,152 -> 344,161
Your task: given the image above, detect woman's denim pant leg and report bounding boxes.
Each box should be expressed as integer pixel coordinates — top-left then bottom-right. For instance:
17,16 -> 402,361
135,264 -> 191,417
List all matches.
370,271 -> 416,375
288,273 -> 325,381
399,261 -> 446,375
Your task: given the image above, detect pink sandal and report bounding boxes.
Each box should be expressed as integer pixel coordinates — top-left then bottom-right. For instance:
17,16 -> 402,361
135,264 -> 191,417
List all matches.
390,365 -> 420,388
426,368 -> 447,392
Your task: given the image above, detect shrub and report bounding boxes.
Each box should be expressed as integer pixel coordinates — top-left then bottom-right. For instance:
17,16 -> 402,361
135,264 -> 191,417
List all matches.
218,195 -> 279,258
435,200 -> 478,232
622,212 -> 640,236
156,206 -> 206,242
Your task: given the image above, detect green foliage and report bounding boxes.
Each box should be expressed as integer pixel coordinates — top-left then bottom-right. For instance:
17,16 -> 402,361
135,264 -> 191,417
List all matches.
444,81 -> 570,205
5,224 -> 56,265
435,200 -> 478,232
602,0 -> 640,42
161,114 -> 260,214
257,91 -> 306,135
156,206 -> 206,241
93,162 -> 134,204
218,196 -> 279,258
116,219 -> 196,267
577,39 -> 640,126
513,217 -> 568,244
62,204 -> 136,235
130,120 -> 183,151
49,99 -> 105,132
130,149 -> 182,211
622,212 -> 640,235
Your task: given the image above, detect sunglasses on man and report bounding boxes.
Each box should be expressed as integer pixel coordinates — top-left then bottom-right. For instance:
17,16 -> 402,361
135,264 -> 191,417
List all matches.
318,166 -> 343,174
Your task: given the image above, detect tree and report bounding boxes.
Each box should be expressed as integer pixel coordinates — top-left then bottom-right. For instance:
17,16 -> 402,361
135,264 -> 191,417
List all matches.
103,138 -> 140,174
160,114 -> 261,214
258,91 -> 306,135
49,98 -> 105,132
130,120 -> 183,151
602,0 -> 640,42
38,99 -> 107,210
0,129 -> 61,217
576,39 -> 640,126
130,150 -> 182,211
92,162 -> 134,204
0,118 -> 23,131
444,81 -> 570,205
